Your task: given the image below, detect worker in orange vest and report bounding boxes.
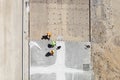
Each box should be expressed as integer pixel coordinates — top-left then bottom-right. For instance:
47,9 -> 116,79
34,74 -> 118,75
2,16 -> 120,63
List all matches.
45,50 -> 55,57
50,50 -> 54,56
46,32 -> 52,40
41,32 -> 52,40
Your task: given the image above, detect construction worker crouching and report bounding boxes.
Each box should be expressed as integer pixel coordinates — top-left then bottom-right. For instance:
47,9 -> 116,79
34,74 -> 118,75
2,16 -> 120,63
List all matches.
50,50 -> 54,56
41,32 -> 52,40
50,41 -> 56,47
46,32 -> 52,40
45,50 -> 55,57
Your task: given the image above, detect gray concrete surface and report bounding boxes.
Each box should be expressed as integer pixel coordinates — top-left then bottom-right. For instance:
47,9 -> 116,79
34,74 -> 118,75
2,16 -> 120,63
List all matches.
65,42 -> 91,70
30,40 -> 57,67
0,0 -> 23,80
31,73 -> 56,80
30,41 -> 92,80
66,72 -> 92,80
30,0 -> 89,41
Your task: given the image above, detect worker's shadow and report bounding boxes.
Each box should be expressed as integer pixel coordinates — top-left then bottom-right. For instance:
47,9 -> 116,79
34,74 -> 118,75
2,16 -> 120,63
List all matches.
48,44 -> 61,50
45,52 -> 53,57
48,44 -> 54,48
41,35 -> 50,40
56,46 -> 61,50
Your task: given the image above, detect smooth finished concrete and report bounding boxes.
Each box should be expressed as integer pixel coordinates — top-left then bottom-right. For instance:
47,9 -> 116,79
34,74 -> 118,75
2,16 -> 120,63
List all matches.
30,40 -> 92,80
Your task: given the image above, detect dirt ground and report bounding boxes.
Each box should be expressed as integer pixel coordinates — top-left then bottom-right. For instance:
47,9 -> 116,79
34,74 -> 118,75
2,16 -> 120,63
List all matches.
91,0 -> 120,80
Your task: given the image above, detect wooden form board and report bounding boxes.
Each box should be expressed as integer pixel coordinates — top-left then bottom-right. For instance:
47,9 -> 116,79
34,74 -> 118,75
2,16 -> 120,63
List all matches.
30,0 -> 89,41
0,0 -> 22,80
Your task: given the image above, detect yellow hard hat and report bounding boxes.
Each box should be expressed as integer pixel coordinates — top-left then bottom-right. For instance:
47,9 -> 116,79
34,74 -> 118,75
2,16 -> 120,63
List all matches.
47,32 -> 52,36
50,50 -> 54,55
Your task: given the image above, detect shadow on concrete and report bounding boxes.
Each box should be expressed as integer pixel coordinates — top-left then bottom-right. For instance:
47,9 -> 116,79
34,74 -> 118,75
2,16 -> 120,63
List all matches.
48,44 -> 54,48
56,46 -> 61,50
85,45 -> 90,49
45,52 -> 53,57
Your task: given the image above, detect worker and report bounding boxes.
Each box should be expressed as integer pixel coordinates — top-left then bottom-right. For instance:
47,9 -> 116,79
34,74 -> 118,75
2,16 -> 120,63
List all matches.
41,32 -> 52,40
45,50 -> 55,57
50,41 -> 56,47
46,32 -> 52,40
50,50 -> 55,56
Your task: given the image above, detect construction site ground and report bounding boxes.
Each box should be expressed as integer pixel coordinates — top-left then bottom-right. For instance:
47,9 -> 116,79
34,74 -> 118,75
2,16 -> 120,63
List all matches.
30,0 -> 120,80
0,0 -> 120,80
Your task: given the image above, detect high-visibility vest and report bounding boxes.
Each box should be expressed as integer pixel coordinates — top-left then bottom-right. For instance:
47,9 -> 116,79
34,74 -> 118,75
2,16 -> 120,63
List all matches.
51,41 -> 56,46
50,50 -> 54,55
47,32 -> 52,37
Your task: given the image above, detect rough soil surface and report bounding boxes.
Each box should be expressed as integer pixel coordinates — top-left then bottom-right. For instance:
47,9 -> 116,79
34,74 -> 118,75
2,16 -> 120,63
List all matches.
91,0 -> 120,80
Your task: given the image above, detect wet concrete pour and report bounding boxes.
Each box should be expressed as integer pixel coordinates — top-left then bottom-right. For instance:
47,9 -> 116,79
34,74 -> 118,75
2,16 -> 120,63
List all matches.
30,40 -> 93,80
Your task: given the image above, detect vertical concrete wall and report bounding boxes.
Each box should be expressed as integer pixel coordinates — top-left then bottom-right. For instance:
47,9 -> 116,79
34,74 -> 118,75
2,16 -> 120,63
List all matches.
0,0 -> 22,80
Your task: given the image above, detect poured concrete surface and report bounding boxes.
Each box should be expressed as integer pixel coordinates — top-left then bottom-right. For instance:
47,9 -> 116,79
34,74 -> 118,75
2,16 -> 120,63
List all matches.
30,41 -> 92,80
66,73 -> 92,80
65,42 -> 91,70
91,0 -> 120,79
30,40 -> 57,67
30,0 -> 89,41
31,73 -> 56,80
0,0 -> 22,80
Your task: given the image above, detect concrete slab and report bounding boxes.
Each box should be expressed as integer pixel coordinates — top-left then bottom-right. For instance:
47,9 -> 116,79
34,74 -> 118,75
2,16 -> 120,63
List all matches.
30,40 -> 57,67
65,42 -> 91,70
31,73 -> 56,80
30,0 -> 89,41
30,41 -> 92,80
66,72 -> 92,80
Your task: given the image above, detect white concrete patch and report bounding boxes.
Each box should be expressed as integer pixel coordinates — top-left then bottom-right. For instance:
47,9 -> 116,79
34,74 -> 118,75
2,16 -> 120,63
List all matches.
30,41 -> 85,80
29,41 -> 41,49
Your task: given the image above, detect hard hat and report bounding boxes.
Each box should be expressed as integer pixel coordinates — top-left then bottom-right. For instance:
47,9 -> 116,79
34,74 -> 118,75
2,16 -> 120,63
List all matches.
50,50 -> 54,55
50,50 -> 54,53
47,32 -> 52,36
